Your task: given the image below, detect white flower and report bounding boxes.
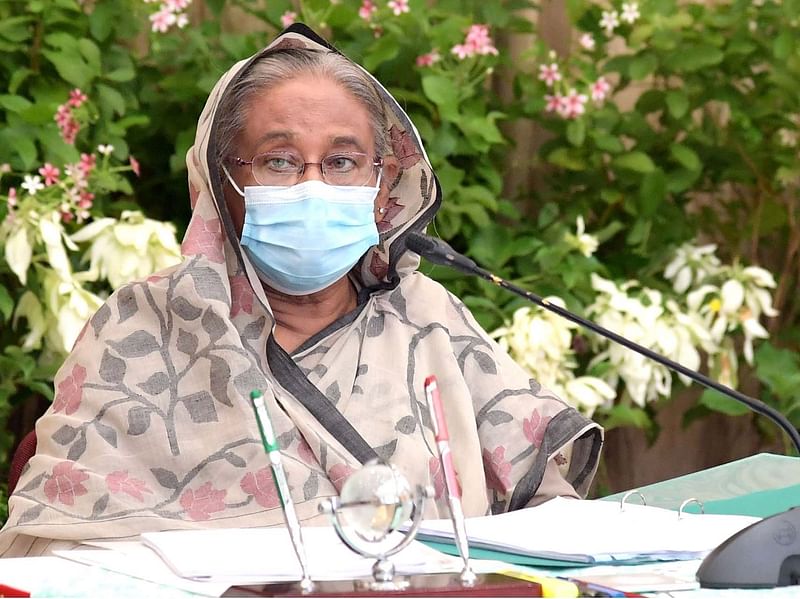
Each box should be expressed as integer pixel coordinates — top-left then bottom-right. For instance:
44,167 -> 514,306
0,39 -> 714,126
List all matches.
599,10 -> 620,35
663,243 -> 721,293
4,222 -> 33,285
21,175 -> 44,196
13,291 -> 47,351
566,216 -> 599,257
620,2 -> 640,24
97,144 -> 115,156
41,270 -> 104,354
564,376 -> 616,415
579,33 -> 596,51
70,210 -> 182,288
778,128 -> 798,147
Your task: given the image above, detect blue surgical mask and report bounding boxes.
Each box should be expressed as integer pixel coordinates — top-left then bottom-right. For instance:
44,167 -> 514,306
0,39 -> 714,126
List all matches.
238,179 -> 380,295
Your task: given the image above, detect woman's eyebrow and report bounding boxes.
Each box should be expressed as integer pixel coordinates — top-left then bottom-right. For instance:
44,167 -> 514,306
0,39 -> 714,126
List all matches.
253,130 -> 294,147
329,135 -> 367,152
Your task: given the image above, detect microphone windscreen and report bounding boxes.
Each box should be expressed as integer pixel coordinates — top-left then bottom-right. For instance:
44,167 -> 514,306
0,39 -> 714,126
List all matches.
404,232 -> 438,257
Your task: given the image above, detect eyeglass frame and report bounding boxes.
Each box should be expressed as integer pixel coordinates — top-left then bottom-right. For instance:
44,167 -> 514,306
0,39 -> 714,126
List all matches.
224,151 -> 384,195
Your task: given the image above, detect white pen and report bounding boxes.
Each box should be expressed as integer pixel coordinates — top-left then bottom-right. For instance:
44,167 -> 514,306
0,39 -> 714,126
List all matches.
250,389 -> 314,593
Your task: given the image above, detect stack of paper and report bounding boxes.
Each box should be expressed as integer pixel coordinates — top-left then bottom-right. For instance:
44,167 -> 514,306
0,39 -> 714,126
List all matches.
140,526 -> 461,583
416,497 -> 759,566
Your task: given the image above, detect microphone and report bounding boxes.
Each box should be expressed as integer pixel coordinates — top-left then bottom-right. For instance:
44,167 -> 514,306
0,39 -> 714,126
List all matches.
404,232 -> 800,454
406,232 -> 800,589
405,232 -> 800,588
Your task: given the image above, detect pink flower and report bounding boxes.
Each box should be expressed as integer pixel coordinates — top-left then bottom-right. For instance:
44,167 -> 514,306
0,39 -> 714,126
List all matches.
165,0 -> 191,10
452,24 -> 498,60
416,51 -> 441,67
78,190 -> 94,209
591,77 -> 612,102
79,153 -> 96,176
106,470 -> 152,502
328,463 -> 356,493
150,7 -> 177,32
179,482 -> 227,520
130,155 -> 141,177
38,163 -> 60,186
359,0 -> 377,20
522,410 -> 552,449
44,461 -> 89,506
561,88 -> 588,119
428,456 -> 462,500
68,89 -> 87,108
579,33 -> 596,51
387,0 -> 409,15
280,10 -> 297,27
544,93 -> 563,113
53,364 -> 87,415
538,63 -> 561,87
181,214 -> 225,263
7,187 -> 17,208
482,446 -> 512,493
240,468 -> 280,509
54,104 -> 80,145
60,210 -> 74,223
229,274 -> 254,317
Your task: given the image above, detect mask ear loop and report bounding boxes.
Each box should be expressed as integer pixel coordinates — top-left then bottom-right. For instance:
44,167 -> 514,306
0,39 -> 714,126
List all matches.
222,164 -> 245,197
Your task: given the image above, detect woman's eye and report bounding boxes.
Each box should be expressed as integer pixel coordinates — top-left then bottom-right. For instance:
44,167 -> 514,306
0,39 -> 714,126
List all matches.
325,155 -> 357,172
261,154 -> 299,171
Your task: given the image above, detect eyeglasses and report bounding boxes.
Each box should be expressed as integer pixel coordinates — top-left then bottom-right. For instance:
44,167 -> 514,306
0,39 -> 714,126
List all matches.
230,151 -> 383,187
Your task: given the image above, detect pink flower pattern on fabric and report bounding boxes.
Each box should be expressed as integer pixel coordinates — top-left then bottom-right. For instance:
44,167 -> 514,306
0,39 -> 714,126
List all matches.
240,468 -> 280,509
523,410 -> 552,449
296,438 -> 316,465
328,464 -> 356,493
53,364 -> 87,415
182,215 -> 225,264
229,275 -> 254,317
44,462 -> 89,506
482,446 -> 512,493
179,482 -> 227,520
369,252 -> 389,281
106,471 -> 153,502
377,196 -> 404,233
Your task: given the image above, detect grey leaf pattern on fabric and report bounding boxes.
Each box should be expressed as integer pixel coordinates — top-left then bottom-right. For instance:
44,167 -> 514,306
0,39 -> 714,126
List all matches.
325,381 -> 340,405
388,287 -> 407,316
17,504 -> 45,525
394,415 -> 416,434
91,494 -> 109,518
170,296 -> 203,321
94,421 -> 118,448
109,331 -> 161,358
176,329 -> 199,355
366,314 -> 384,337
138,372 -> 170,395
151,467 -> 180,489
223,452 -> 246,467
17,473 -> 45,494
472,350 -> 498,375
127,407 -> 151,436
99,349 -> 126,383
233,366 -> 265,397
209,357 -> 233,407
116,287 -> 138,324
190,266 -> 228,303
66,433 -> 87,461
485,410 -> 514,426
201,308 -> 226,342
277,431 -> 294,450
91,303 -> 111,338
52,425 -> 79,445
182,391 -> 218,423
374,438 -> 398,461
303,471 -> 319,500
241,316 -> 266,340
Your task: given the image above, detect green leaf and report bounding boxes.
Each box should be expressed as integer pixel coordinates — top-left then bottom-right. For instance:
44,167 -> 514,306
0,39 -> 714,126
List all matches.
97,84 -> 126,116
613,151 -> 655,173
547,147 -> 587,171
601,404 -> 652,430
773,30 -> 794,61
105,67 -> 135,82
0,95 -> 33,113
639,169 -> 667,216
0,16 -> 33,43
629,53 -> 658,80
665,90 -> 689,119
663,44 -> 724,72
566,119 -> 586,146
421,75 -> 459,120
591,132 -> 624,153
0,285 -> 12,322
41,49 -> 93,88
669,143 -> 701,171
78,38 -> 102,75
755,343 -> 800,400
699,389 -> 751,417
9,68 -> 32,94
362,35 -> 400,72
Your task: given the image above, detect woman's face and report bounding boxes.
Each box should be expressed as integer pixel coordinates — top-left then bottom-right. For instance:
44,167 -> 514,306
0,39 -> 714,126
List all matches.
223,74 -> 396,237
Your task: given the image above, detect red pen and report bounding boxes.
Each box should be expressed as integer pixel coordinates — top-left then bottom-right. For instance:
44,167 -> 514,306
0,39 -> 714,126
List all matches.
0,583 -> 30,598
424,374 -> 476,585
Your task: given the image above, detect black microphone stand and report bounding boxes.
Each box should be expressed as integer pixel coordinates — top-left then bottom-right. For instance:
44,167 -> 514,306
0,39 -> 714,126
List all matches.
404,232 -> 800,454
406,231 -> 800,589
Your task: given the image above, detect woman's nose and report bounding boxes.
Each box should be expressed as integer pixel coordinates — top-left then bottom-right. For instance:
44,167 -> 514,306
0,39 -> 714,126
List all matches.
298,162 -> 325,183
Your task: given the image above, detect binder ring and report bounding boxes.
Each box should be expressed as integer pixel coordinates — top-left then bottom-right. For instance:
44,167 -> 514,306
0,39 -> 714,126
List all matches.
678,497 -> 705,519
619,489 -> 647,511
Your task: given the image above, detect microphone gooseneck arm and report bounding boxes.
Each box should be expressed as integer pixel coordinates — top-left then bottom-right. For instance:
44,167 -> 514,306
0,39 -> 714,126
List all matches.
405,232 -> 800,454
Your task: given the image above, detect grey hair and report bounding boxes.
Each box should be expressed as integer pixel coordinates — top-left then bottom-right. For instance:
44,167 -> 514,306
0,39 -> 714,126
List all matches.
214,47 -> 390,168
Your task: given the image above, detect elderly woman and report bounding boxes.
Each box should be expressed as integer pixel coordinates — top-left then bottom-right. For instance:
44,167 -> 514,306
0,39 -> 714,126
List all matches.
0,25 -> 602,557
